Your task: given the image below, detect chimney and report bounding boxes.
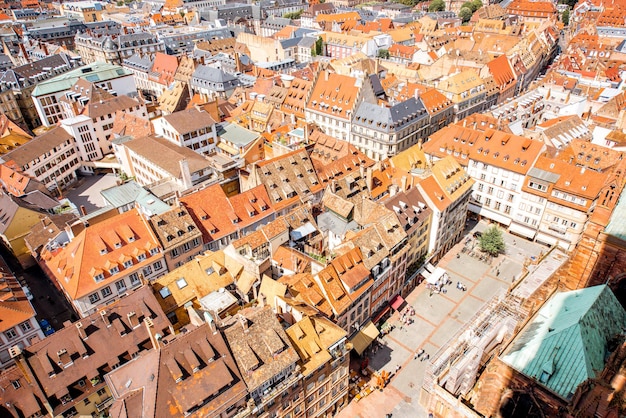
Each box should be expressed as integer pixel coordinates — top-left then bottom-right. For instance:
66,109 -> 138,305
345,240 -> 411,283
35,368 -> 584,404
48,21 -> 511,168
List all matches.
331,179 -> 337,193
80,205 -> 87,216
366,166 -> 373,192
258,292 -> 266,307
76,322 -> 87,339
42,42 -> 48,56
238,314 -> 249,332
144,317 -> 160,350
127,311 -> 139,328
179,159 -> 193,189
324,71 -> 328,82
100,310 -> 110,327
401,176 -> 408,191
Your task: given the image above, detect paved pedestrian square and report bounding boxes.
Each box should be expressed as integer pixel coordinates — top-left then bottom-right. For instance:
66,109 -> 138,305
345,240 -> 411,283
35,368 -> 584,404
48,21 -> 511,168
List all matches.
338,221 -> 553,418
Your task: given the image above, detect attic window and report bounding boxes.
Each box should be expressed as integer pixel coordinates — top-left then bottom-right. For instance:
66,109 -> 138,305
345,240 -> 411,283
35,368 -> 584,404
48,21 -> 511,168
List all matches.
94,273 -> 104,282
114,242 -> 122,249
159,287 -> 172,298
100,248 -> 107,255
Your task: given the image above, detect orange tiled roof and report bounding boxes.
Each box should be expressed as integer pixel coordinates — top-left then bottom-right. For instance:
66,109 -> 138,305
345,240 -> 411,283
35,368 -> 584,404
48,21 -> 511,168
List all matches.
309,130 -> 374,184
42,208 -> 162,300
0,164 -> 35,197
507,0 -> 556,16
0,258 -> 35,332
228,184 -> 275,229
307,71 -> 361,120
487,54 -> 516,87
150,52 -> 178,86
419,88 -> 453,114
180,184 -> 238,244
424,125 -> 544,175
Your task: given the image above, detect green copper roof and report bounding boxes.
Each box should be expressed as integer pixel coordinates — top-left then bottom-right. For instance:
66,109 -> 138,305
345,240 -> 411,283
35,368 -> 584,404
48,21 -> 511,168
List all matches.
501,285 -> 626,400
32,62 -> 132,97
605,188 -> 626,241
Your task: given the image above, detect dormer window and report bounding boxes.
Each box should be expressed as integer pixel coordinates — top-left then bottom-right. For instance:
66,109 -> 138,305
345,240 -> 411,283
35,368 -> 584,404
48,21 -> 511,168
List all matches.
123,260 -> 133,268
94,273 -> 104,282
99,248 -> 107,255
177,230 -> 184,237
127,236 -> 135,242
187,225 -> 194,232
150,248 -> 159,256
109,266 -> 119,275
114,242 -> 122,249
137,253 -> 146,261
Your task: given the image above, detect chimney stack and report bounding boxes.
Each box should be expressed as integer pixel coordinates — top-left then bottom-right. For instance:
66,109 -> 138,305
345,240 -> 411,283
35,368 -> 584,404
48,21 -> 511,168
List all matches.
100,310 -> 109,327
144,317 -> 160,350
76,322 -> 87,339
127,311 -> 139,328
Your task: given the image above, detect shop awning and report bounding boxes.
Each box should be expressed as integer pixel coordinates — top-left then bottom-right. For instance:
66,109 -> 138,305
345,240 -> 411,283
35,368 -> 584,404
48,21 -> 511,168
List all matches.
349,321 -> 380,355
426,267 -> 447,285
509,222 -> 537,239
390,295 -> 405,311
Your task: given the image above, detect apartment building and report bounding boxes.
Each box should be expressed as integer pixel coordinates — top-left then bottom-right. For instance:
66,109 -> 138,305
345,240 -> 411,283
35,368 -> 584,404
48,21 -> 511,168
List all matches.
352,97 -> 430,161
285,315 -> 350,417
419,87 -> 455,136
106,322 -> 248,417
241,148 -> 324,215
190,65 -> 240,100
306,71 -> 375,143
223,306 -> 304,418
181,183 -> 275,252
437,69 -> 489,123
61,1 -> 107,22
425,125 -> 545,230
0,257 -> 44,368
7,286 -> 171,418
157,107 -> 218,155
319,247 -> 374,335
74,31 -> 165,65
148,204 -> 203,271
41,208 -> 167,317
0,53 -> 78,129
1,127 -> 79,194
32,62 -> 136,127
416,156 -> 474,262
113,134 -> 216,190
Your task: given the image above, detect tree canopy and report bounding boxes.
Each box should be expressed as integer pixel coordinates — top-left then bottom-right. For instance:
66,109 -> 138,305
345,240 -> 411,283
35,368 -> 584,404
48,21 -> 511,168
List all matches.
478,226 -> 506,257
377,49 -> 390,59
561,8 -> 570,25
459,6 -> 473,22
429,0 -> 445,12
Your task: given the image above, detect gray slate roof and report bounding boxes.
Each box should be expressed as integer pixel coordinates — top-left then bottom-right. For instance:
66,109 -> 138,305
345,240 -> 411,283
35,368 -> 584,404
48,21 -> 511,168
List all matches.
353,98 -> 428,133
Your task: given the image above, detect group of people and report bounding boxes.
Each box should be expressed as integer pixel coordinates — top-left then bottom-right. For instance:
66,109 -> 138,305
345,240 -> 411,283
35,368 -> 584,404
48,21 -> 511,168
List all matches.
456,281 -> 467,291
414,348 -> 430,362
398,305 -> 415,330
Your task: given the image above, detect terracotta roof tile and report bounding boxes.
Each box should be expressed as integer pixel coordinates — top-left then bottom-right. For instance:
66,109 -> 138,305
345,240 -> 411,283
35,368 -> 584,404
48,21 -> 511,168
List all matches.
42,208 -> 162,300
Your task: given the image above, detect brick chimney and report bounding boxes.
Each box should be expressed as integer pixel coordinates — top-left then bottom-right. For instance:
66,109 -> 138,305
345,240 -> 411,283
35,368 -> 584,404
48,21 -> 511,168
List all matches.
144,317 -> 160,350
127,311 -> 139,328
76,322 -> 87,339
100,309 -> 110,327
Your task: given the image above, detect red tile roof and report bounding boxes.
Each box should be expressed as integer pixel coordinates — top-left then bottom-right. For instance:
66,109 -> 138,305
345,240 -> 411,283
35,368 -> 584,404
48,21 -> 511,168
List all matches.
307,71 -> 361,121
424,125 -> 545,175
150,52 -> 178,86
180,184 -> 237,244
42,208 -> 162,300
487,54 -> 516,88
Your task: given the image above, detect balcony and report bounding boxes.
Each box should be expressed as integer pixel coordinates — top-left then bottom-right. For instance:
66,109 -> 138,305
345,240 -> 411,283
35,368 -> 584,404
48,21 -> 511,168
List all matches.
96,396 -> 113,412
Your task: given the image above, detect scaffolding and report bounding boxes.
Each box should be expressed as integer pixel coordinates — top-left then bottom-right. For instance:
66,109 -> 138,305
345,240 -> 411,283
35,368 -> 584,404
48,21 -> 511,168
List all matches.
423,290 -> 527,397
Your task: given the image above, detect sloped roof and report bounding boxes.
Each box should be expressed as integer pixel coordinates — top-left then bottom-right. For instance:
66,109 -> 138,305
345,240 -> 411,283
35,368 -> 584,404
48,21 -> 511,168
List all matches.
501,285 -> 626,400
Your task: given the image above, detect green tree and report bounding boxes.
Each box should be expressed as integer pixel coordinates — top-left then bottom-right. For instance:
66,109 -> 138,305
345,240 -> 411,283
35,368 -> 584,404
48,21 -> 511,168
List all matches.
284,9 -> 303,19
471,0 -> 482,11
562,8 -> 570,25
377,49 -> 390,59
459,6 -> 473,22
429,0 -> 445,11
315,36 -> 323,56
478,226 -> 506,257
